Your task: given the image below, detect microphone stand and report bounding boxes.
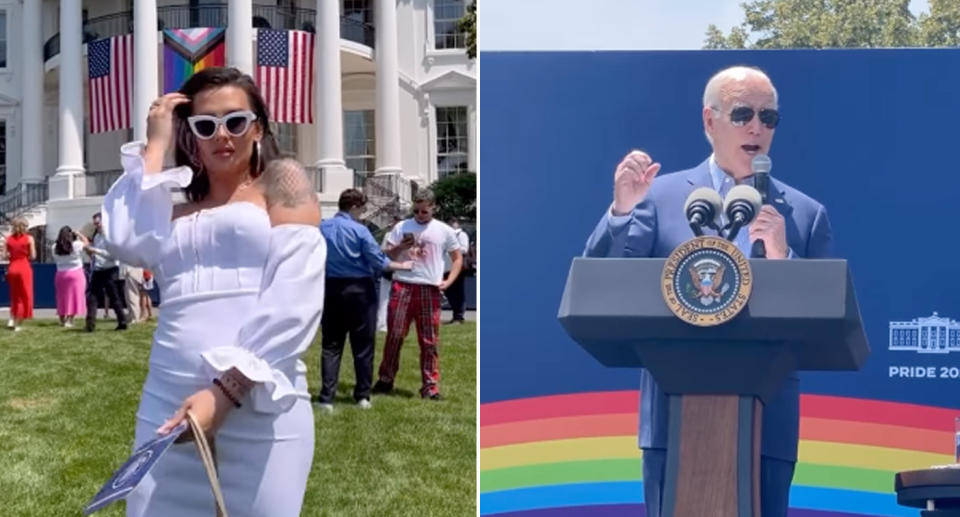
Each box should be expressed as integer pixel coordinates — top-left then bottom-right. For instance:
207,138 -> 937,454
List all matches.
751,173 -> 769,258
690,219 -> 722,237
723,219 -> 745,242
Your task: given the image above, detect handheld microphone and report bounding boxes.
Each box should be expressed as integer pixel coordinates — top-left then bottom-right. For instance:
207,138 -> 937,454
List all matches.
750,154 -> 772,258
684,187 -> 723,236
722,184 -> 762,242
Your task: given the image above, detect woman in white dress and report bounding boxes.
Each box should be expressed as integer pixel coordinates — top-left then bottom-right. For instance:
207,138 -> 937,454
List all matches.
102,67 -> 325,517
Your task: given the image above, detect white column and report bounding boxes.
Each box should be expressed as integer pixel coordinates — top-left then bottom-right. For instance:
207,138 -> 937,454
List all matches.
51,0 -> 85,200
375,0 -> 402,175
227,0 -> 254,75
314,0 -> 350,200
133,0 -> 159,143
315,0 -> 344,169
20,0 -> 43,185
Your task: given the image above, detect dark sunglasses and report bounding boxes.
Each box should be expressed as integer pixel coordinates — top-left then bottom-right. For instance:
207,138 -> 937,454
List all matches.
712,106 -> 780,129
187,110 -> 257,140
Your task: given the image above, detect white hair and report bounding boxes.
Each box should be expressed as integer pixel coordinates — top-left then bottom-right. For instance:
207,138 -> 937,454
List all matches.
702,66 -> 778,145
703,66 -> 778,108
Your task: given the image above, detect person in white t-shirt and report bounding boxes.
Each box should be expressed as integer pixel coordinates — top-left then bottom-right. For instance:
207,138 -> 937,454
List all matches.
443,217 -> 470,324
372,190 -> 462,400
51,225 -> 91,327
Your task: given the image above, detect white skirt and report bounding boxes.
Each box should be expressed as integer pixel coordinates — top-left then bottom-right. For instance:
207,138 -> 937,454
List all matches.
126,292 -> 314,517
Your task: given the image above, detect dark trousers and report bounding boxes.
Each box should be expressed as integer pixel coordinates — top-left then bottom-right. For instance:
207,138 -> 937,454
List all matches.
86,266 -> 126,329
319,277 -> 377,403
642,448 -> 795,517
444,271 -> 467,320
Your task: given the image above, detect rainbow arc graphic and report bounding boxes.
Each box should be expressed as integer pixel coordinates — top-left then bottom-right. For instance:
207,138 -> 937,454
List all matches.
163,28 -> 226,93
479,391 -> 955,516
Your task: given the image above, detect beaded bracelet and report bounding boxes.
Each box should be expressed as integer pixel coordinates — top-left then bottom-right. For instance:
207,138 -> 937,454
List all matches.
220,373 -> 251,402
222,368 -> 255,393
212,378 -> 242,408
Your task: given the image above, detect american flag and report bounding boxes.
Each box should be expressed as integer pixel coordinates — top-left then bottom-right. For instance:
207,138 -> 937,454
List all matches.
88,34 -> 133,134
256,29 -> 314,124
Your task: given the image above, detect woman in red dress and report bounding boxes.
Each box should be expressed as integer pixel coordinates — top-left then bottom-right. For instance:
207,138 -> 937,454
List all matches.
5,217 -> 36,330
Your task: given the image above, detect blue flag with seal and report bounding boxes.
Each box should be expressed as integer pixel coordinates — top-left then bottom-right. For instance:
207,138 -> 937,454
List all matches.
82,421 -> 188,515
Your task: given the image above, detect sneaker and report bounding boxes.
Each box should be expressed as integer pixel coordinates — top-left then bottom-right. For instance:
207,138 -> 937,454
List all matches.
64,321 -> 74,328
84,323 -> 95,332
356,399 -> 372,409
115,323 -> 128,331
13,326 -> 22,332
316,403 -> 334,414
6,319 -> 13,328
424,392 -> 443,401
371,381 -> 394,394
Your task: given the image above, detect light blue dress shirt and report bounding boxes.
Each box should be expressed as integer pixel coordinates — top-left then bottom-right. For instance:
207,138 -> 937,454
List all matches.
320,212 -> 391,278
708,155 -> 752,255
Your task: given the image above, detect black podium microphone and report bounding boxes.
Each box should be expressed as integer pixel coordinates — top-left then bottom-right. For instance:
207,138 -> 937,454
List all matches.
723,184 -> 762,242
750,154 -> 772,258
684,187 -> 723,236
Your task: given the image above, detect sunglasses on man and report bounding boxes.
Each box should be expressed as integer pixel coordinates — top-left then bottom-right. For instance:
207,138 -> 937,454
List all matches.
187,110 -> 258,140
711,106 -> 780,129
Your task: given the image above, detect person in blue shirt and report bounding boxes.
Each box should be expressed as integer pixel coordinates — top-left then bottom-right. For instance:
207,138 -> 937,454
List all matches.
318,189 -> 411,412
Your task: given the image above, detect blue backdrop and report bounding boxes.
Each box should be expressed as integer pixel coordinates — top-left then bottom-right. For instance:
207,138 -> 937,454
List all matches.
479,49 -> 960,408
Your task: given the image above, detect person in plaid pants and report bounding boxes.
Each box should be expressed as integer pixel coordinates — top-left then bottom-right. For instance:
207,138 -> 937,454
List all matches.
372,190 -> 463,400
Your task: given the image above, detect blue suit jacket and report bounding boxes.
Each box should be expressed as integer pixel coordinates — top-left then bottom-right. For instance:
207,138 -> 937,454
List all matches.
583,158 -> 834,461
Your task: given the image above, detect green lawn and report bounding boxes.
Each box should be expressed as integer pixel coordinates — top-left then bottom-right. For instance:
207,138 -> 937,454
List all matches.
0,318 -> 476,516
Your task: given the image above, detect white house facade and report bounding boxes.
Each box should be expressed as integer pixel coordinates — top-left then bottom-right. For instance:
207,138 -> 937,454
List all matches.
889,312 -> 960,354
0,0 -> 475,245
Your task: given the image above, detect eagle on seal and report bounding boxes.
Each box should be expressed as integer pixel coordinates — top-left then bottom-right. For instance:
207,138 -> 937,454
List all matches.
688,261 -> 725,298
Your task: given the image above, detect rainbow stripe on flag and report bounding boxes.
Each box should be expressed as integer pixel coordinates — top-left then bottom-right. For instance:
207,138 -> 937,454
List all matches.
479,391 -> 956,516
163,28 -> 226,93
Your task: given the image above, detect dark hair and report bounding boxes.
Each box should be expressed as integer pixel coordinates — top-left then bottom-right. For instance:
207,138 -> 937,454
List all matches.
55,226 -> 75,256
174,67 -> 280,203
338,189 -> 367,212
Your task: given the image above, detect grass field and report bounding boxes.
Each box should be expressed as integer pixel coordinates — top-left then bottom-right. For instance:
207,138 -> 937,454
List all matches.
0,318 -> 476,516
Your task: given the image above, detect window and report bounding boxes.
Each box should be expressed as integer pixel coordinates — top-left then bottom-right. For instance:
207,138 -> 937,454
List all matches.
344,110 -> 375,187
341,0 -> 372,45
342,0 -> 373,24
0,11 -> 7,68
273,123 -> 297,158
434,0 -> 467,50
190,0 -> 225,28
436,106 -> 468,178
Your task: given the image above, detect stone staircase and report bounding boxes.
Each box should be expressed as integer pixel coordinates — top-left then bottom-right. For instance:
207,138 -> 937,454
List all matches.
357,171 -> 415,230
0,182 -> 49,225
0,201 -> 49,262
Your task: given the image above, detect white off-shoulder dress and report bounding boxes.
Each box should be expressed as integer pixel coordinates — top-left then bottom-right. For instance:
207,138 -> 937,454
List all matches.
102,142 -> 326,517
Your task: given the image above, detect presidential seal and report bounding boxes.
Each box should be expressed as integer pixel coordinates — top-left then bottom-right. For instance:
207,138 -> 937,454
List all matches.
661,236 -> 752,326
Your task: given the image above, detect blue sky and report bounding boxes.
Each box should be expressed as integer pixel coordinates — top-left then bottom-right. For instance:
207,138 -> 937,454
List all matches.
481,0 -> 932,51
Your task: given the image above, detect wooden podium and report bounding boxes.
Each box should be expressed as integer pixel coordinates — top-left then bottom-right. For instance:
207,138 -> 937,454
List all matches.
558,258 -> 869,516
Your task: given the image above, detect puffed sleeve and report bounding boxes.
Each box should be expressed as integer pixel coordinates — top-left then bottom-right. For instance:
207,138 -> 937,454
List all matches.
199,224 -> 326,413
101,141 -> 193,268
